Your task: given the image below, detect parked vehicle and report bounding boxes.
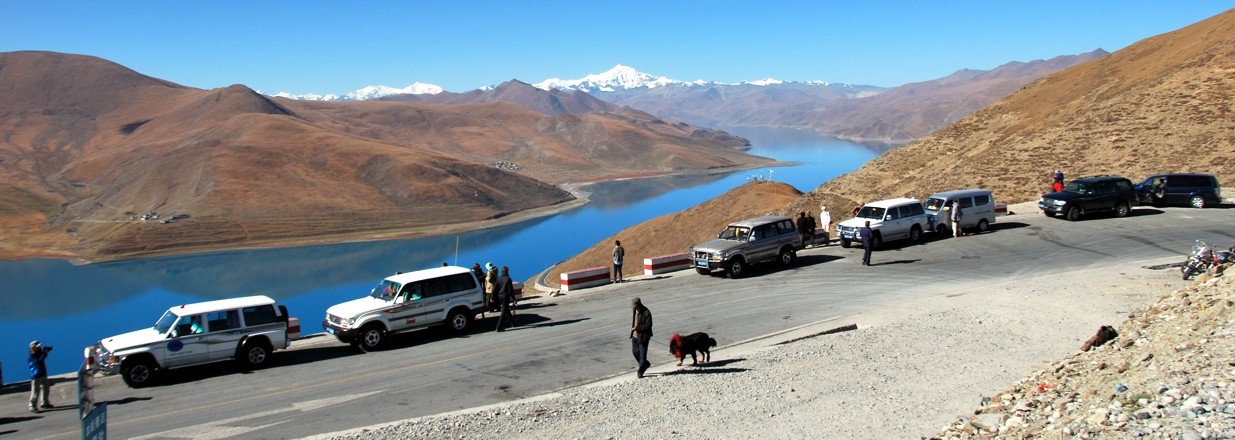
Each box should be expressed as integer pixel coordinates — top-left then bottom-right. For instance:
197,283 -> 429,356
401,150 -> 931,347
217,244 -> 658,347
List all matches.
923,189 -> 996,235
1039,175 -> 1137,221
93,295 -> 295,388
324,266 -> 492,351
1134,173 -> 1221,208
690,215 -> 803,278
836,198 -> 929,249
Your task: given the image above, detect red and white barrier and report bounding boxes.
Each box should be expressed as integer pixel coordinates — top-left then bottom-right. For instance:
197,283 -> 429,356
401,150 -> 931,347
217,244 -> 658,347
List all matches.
995,203 -> 1008,215
513,281 -> 524,302
286,317 -> 301,341
643,253 -> 691,276
560,266 -> 611,292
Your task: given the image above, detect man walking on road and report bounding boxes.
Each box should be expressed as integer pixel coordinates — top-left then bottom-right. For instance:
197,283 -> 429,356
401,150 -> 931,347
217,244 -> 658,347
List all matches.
630,297 -> 653,378
860,221 -> 874,266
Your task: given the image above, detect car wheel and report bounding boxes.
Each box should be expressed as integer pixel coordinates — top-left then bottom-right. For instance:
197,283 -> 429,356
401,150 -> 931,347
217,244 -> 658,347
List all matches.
871,232 -> 883,250
778,248 -> 794,267
695,268 -> 710,275
909,225 -> 922,243
839,239 -> 851,248
977,219 -> 989,233
1114,202 -> 1130,218
1190,195 -> 1206,209
446,307 -> 472,333
239,339 -> 272,368
358,323 -> 385,352
727,258 -> 746,278
1065,206 -> 1081,221
120,357 -> 156,388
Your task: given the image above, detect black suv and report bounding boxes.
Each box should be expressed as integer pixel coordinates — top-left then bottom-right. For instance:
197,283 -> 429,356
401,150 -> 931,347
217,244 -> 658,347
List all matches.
1039,175 -> 1137,221
1133,173 -> 1221,209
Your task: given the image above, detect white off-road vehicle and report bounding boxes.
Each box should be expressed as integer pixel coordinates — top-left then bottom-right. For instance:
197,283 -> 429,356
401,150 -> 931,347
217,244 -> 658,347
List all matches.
93,295 -> 294,388
836,198 -> 929,249
324,266 -> 512,351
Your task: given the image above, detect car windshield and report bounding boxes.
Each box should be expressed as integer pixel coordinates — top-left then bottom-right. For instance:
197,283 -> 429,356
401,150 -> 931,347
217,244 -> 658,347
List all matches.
718,226 -> 751,241
856,206 -> 886,220
153,310 -> 179,334
1062,182 -> 1090,195
370,280 -> 401,299
924,198 -> 947,211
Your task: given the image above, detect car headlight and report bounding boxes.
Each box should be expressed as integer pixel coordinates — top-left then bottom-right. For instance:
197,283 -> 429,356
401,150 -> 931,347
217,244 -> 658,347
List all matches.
347,318 -> 356,325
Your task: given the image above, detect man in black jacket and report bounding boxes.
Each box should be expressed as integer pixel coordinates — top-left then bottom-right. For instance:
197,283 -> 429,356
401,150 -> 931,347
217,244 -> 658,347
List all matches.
630,297 -> 653,378
494,266 -> 516,332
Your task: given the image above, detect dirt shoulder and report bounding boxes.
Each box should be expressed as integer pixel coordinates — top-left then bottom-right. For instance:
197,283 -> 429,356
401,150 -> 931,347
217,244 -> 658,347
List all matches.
314,249 -> 1181,439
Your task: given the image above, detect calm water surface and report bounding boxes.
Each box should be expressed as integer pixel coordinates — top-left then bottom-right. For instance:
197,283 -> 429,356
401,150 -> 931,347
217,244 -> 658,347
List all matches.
0,128 -> 889,378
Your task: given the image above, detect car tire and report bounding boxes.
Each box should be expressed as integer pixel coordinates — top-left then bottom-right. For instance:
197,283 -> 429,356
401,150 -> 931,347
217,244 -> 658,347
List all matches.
778,247 -> 794,267
446,307 -> 472,333
871,232 -> 883,250
977,219 -> 989,233
909,225 -> 922,243
839,239 -> 851,248
357,323 -> 385,352
1191,195 -> 1206,209
120,357 -> 156,388
727,258 -> 746,278
1114,202 -> 1130,218
1065,206 -> 1082,221
239,338 -> 272,369
695,268 -> 710,275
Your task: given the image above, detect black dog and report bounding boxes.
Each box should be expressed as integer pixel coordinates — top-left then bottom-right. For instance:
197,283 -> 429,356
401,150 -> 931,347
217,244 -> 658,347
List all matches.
668,332 -> 717,366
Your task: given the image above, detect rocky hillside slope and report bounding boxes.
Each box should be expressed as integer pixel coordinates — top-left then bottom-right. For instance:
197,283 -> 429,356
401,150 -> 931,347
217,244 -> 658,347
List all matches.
808,8 -> 1235,209
937,272 -> 1235,439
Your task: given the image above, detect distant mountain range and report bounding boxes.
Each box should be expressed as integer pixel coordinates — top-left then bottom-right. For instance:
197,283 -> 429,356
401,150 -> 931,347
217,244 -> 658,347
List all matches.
270,53 -> 1108,143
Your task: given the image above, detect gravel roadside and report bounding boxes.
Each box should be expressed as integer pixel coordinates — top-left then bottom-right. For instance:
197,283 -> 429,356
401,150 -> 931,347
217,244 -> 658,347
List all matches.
311,252 -> 1180,439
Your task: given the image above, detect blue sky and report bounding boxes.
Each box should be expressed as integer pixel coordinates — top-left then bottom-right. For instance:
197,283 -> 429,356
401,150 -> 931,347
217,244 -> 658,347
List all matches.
2,2 -> 1230,94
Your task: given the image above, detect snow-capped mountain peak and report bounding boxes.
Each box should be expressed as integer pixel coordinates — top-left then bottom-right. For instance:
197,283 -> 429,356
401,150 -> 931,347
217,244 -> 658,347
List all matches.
264,82 -> 443,101
534,64 -> 682,92
742,77 -> 785,86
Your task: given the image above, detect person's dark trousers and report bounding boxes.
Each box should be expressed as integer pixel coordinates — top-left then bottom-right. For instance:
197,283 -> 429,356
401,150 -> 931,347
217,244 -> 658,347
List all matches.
613,264 -> 623,282
495,299 -> 515,332
862,245 -> 872,266
631,336 -> 650,377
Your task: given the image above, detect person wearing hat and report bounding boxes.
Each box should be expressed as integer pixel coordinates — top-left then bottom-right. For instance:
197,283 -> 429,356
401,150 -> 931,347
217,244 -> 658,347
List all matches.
629,297 -> 653,378
27,340 -> 53,413
484,262 -> 499,312
494,266 -> 517,332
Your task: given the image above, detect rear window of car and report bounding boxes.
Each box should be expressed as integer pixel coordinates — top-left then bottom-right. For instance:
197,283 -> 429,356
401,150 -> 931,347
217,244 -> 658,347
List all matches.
905,203 -> 924,216
974,195 -> 990,206
242,305 -> 278,326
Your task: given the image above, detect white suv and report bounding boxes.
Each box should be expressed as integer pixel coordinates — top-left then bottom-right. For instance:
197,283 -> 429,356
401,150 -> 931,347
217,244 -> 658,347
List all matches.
835,198 -> 929,249
93,295 -> 294,388
324,266 -> 487,351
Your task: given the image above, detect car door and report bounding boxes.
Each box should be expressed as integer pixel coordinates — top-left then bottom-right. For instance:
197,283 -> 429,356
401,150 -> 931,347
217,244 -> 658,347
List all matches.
204,309 -> 244,361
748,224 -> 779,262
1096,181 -> 1117,211
417,277 -> 452,325
885,206 -> 906,240
957,197 -> 974,228
164,314 -> 209,367
971,194 -> 993,223
388,282 -> 427,330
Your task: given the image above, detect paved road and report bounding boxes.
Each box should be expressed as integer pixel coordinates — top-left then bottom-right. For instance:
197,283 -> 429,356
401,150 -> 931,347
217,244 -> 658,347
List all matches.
4,205 -> 1234,439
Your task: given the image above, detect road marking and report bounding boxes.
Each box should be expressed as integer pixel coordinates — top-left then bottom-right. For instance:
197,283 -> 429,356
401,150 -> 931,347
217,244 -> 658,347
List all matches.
128,391 -> 383,440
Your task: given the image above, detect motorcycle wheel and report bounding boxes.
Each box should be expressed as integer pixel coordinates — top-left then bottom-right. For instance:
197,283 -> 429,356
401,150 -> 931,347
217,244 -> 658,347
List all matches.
1181,264 -> 1194,280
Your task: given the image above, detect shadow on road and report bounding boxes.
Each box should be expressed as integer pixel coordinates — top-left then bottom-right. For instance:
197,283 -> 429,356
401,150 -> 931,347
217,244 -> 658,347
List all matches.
871,259 -> 920,266
658,367 -> 750,376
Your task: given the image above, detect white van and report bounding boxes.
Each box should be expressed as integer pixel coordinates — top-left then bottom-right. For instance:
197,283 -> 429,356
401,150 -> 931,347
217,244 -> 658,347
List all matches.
324,266 -> 489,351
923,189 -> 996,235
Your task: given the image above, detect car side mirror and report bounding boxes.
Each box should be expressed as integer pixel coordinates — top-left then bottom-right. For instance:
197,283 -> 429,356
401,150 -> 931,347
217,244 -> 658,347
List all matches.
885,215 -> 892,221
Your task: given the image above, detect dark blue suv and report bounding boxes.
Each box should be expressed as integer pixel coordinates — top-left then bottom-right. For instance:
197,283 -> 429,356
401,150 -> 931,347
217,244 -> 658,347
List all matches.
1134,173 -> 1221,209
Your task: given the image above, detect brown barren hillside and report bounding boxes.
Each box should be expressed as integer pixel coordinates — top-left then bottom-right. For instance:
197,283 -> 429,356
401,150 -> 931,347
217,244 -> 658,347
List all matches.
806,9 -> 1235,206
0,51 -> 777,262
544,181 -> 801,288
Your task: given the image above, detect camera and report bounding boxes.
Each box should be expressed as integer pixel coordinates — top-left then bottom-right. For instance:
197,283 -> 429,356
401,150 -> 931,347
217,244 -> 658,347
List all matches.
42,346 -> 53,352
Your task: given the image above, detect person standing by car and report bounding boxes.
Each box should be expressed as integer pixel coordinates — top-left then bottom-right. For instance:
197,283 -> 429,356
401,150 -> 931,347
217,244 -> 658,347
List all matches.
27,341 -> 53,413
494,266 -> 516,332
819,205 -> 832,245
860,221 -> 874,266
484,262 -> 499,312
950,199 -> 964,238
630,297 -> 653,378
612,240 -> 625,283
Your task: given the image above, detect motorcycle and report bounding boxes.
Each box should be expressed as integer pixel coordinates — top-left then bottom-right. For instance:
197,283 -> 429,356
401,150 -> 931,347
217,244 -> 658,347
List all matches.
1181,240 -> 1235,280
1182,240 -> 1214,280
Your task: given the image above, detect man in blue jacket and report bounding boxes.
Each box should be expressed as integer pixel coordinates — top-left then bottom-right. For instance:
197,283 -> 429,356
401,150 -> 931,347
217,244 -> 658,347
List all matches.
28,340 -> 53,413
860,221 -> 874,266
